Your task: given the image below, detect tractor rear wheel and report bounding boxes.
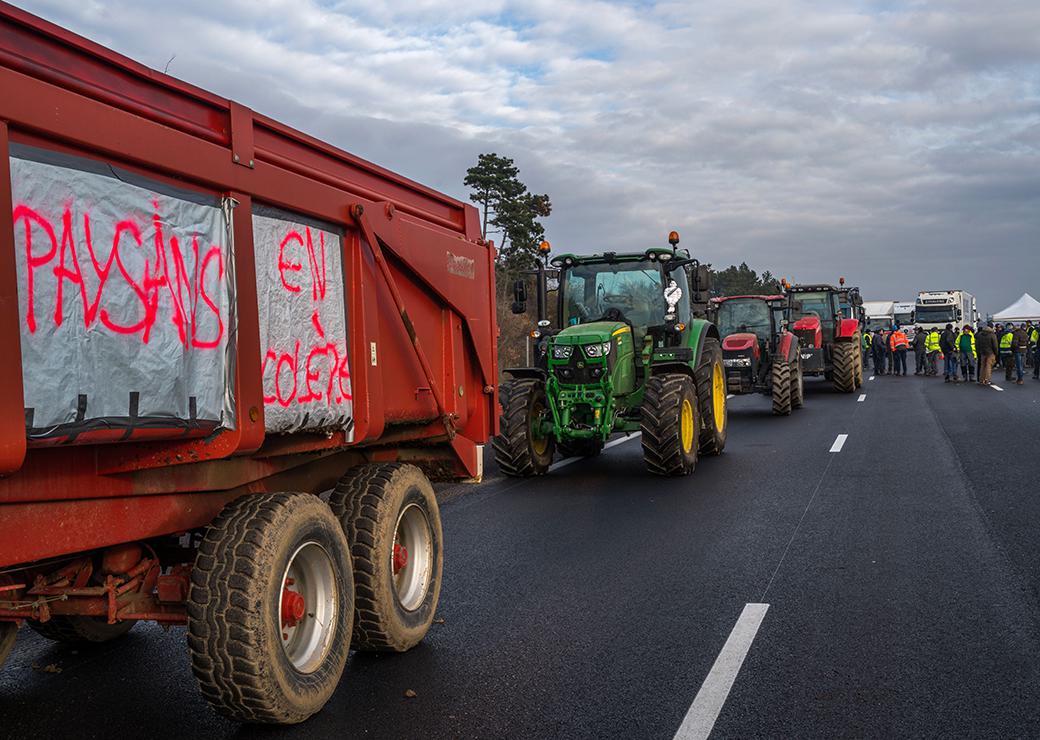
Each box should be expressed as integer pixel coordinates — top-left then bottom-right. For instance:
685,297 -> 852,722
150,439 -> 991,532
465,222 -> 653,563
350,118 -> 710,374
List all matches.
329,464 -> 442,653
854,336 -> 864,388
695,338 -> 727,455
0,622 -> 16,668
187,493 -> 354,724
791,358 -> 805,409
29,616 -> 136,644
557,439 -> 603,458
771,360 -> 792,415
641,373 -> 699,476
832,341 -> 858,393
493,378 -> 555,476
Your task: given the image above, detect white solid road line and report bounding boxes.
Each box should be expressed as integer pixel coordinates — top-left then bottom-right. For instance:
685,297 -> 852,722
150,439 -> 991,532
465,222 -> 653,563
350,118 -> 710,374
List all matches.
991,384 -> 1004,392
857,394 -> 866,402
673,603 -> 770,740
829,434 -> 848,453
548,432 -> 641,472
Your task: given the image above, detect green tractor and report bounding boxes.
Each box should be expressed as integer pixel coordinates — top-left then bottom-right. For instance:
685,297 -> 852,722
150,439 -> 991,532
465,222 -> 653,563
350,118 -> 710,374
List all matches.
493,233 -> 727,477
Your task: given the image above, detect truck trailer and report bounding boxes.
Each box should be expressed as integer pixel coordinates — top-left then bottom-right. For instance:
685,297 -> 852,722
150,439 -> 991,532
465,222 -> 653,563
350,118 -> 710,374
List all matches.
0,4 -> 497,724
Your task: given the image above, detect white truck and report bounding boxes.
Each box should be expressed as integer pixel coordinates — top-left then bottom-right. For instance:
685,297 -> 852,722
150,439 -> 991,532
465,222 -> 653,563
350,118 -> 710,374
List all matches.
893,301 -> 916,328
863,300 -> 895,332
915,290 -> 978,331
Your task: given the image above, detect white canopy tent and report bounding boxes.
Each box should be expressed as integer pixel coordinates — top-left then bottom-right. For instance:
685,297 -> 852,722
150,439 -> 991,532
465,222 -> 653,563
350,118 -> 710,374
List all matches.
993,293 -> 1040,323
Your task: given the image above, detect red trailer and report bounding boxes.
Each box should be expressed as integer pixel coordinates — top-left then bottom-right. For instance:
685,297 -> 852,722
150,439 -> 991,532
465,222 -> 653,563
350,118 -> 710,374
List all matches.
0,3 -> 498,724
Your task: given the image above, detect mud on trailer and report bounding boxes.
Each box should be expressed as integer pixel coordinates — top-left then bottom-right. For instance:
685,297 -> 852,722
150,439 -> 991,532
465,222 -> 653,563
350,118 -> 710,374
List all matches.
0,4 -> 498,724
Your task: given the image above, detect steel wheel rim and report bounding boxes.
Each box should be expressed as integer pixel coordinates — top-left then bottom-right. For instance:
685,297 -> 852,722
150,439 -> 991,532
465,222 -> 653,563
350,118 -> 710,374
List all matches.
393,503 -> 434,611
279,541 -> 337,674
712,362 -> 726,432
680,398 -> 694,453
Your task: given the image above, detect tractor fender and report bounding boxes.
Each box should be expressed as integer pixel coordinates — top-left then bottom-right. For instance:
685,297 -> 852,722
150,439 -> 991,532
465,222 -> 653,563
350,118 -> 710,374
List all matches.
778,332 -> 799,363
650,362 -> 696,379
504,367 -> 547,381
687,320 -> 719,368
835,318 -> 860,340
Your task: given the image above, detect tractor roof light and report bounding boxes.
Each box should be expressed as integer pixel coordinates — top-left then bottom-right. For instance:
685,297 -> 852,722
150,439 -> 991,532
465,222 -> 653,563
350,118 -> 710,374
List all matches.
538,240 -> 551,254
668,230 -> 680,247
658,252 -> 673,262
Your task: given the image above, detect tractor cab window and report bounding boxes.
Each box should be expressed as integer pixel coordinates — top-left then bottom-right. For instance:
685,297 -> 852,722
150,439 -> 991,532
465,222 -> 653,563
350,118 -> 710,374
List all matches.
716,299 -> 772,341
790,291 -> 836,332
562,262 -> 688,331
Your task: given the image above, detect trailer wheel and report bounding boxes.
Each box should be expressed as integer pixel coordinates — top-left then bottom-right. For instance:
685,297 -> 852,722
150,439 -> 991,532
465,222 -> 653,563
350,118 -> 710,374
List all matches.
695,338 -> 727,455
0,622 -> 16,668
29,616 -> 136,644
557,439 -> 603,458
330,464 -> 442,652
493,378 -> 555,476
832,341 -> 857,393
641,373 -> 699,476
771,361 -> 792,415
791,358 -> 805,409
187,493 -> 353,724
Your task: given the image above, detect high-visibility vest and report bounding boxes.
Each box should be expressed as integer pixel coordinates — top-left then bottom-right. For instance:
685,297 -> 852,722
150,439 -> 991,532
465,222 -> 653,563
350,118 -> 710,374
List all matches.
891,330 -> 909,349
925,332 -> 940,352
863,334 -> 872,349
1000,332 -> 1013,351
1031,328 -> 1039,344
958,331 -> 976,358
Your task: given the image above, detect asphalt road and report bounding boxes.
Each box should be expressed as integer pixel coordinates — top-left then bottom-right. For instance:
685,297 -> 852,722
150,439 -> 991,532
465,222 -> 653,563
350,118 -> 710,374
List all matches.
2,369 -> 1039,738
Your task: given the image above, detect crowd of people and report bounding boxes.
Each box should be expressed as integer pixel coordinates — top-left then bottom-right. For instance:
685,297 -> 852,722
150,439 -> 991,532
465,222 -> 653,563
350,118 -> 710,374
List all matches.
861,322 -> 1040,386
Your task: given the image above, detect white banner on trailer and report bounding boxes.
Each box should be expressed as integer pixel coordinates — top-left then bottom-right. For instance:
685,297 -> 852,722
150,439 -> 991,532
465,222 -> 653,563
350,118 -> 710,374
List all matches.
252,206 -> 353,436
10,146 -> 235,438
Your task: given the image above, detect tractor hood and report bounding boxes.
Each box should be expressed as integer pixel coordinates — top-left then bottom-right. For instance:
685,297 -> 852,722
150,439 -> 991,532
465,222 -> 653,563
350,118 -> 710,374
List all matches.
553,321 -> 628,345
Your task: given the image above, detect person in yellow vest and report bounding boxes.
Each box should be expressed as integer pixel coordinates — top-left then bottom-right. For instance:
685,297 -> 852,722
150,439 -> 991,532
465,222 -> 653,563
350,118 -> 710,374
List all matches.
999,324 -> 1015,381
1032,324 -> 1040,380
957,325 -> 977,383
889,326 -> 910,376
925,327 -> 941,376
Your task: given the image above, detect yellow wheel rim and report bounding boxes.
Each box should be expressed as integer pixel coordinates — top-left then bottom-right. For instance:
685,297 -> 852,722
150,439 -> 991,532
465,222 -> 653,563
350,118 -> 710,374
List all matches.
712,361 -> 726,434
530,400 -> 549,456
680,398 -> 694,454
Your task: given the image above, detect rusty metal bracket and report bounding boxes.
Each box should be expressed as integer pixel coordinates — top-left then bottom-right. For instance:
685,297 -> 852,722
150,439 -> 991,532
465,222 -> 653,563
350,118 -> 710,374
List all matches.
350,203 -> 457,439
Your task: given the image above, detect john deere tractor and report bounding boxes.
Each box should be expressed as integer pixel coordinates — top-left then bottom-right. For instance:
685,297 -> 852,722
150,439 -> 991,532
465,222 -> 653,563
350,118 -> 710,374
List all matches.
493,233 -> 727,477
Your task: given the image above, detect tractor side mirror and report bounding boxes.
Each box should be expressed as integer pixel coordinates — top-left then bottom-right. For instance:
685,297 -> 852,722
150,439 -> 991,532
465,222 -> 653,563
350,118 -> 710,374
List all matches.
511,279 -> 528,315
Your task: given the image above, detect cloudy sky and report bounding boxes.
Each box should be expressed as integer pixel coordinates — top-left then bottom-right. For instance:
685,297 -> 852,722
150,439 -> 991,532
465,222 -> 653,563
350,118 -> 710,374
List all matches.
17,0 -> 1040,314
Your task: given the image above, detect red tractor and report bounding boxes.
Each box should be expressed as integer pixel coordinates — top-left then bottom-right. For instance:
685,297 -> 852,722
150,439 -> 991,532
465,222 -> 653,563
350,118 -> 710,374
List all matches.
785,282 -> 863,393
712,295 -> 804,415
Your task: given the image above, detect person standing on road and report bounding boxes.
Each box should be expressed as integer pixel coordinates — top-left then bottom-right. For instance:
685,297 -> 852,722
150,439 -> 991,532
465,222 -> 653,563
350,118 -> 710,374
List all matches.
957,325 -> 977,383
872,329 -> 888,375
862,330 -> 873,370
1033,324 -> 1040,380
925,327 -> 941,376
1012,323 -> 1029,384
913,326 -> 928,375
1000,324 -> 1015,382
940,323 -> 960,382
976,322 -> 998,386
890,326 -> 909,376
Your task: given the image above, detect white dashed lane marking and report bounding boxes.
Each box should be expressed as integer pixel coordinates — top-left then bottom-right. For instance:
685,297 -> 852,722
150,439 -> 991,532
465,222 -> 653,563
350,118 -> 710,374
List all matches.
990,384 -> 1004,392
869,376 -> 875,381
857,394 -> 866,402
829,434 -> 848,453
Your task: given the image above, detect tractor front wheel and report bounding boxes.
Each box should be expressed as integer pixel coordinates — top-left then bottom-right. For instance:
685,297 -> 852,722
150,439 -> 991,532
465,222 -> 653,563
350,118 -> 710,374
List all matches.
771,360 -> 792,415
493,378 -> 555,476
832,341 -> 858,393
791,358 -> 805,409
641,373 -> 699,476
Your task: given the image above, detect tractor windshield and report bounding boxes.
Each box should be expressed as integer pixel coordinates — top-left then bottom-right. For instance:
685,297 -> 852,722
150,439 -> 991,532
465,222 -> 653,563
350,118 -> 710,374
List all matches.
790,291 -> 835,332
561,261 -> 688,330
716,299 -> 772,341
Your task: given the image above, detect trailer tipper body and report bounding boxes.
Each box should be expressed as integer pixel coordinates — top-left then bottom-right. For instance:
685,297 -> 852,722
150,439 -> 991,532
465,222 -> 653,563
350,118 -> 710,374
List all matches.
0,3 -> 497,723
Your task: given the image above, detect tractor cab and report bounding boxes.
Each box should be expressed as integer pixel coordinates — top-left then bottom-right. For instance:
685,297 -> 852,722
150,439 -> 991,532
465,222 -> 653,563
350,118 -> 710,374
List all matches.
712,295 -> 788,394
783,282 -> 863,391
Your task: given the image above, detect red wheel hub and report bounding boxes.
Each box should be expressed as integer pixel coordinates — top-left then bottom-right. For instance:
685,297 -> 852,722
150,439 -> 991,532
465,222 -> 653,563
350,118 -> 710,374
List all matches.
281,584 -> 306,629
393,543 -> 408,574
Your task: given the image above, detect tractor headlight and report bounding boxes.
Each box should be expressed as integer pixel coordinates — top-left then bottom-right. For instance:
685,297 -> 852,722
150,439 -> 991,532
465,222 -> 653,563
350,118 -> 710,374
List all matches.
723,357 -> 752,367
552,345 -> 574,359
583,341 -> 612,358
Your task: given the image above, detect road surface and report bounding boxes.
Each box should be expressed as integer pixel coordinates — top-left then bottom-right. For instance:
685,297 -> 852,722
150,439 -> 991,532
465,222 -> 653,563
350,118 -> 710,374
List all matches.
2,372 -> 1039,738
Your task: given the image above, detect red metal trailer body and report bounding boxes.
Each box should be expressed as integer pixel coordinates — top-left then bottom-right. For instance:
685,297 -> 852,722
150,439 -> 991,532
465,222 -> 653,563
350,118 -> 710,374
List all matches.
0,3 -> 497,723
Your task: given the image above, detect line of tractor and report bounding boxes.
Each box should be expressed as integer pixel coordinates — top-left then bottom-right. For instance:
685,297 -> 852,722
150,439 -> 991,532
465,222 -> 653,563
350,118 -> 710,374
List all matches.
494,234 -> 865,478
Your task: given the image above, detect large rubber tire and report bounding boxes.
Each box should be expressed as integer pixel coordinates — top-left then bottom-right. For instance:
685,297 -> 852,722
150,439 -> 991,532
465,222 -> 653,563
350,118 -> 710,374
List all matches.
853,335 -> 864,388
771,360 -> 792,415
557,439 -> 604,458
641,373 -> 699,476
28,615 -> 136,644
329,464 -> 443,653
0,622 -> 16,668
493,378 -> 555,477
832,341 -> 858,393
187,493 -> 354,725
791,358 -> 805,409
695,337 -> 727,455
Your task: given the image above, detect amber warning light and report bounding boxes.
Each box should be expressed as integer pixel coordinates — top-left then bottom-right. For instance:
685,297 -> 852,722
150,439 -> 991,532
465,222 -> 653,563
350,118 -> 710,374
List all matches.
668,230 -> 680,247
538,240 -> 551,253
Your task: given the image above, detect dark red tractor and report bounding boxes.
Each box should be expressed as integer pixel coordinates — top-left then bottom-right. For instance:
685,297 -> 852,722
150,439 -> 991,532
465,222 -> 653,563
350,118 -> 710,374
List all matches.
712,295 -> 804,415
785,282 -> 863,393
